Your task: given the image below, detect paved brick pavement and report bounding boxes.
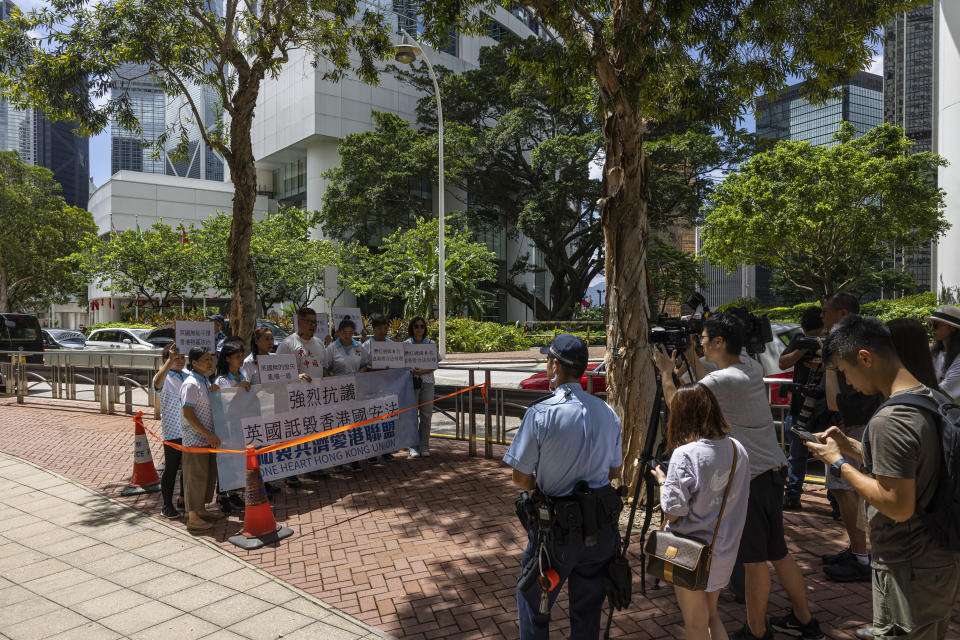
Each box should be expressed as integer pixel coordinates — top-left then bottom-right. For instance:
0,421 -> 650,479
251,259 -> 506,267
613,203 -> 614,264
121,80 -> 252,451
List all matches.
0,450 -> 389,640
1,396 -> 958,639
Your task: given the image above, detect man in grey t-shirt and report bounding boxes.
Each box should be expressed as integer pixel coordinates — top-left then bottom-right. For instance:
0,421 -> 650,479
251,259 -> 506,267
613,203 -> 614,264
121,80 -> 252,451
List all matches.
807,315 -> 960,640
657,312 -> 821,640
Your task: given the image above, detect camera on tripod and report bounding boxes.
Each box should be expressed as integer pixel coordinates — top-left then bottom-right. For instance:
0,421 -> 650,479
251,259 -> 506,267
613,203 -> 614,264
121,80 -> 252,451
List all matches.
648,292 -> 710,354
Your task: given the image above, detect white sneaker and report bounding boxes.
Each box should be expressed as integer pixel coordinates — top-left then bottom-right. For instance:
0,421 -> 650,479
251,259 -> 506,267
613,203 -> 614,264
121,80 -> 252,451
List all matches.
409,450 -> 421,458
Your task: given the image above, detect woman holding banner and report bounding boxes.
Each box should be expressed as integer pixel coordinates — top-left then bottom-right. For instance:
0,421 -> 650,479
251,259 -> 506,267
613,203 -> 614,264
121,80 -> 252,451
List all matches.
241,327 -> 273,385
405,316 -> 440,458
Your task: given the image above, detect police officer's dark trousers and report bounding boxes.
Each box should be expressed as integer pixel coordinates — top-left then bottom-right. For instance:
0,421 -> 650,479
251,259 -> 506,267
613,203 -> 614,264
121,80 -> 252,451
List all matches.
517,521 -> 617,639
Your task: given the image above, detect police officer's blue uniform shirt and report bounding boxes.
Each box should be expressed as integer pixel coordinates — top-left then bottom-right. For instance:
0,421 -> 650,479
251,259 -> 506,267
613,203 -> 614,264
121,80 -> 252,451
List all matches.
504,382 -> 622,497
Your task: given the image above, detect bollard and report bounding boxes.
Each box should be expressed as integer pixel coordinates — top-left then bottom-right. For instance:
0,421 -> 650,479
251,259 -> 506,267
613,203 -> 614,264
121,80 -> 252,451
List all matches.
124,379 -> 133,414
15,357 -> 24,404
468,369 -> 476,456
484,370 -> 492,458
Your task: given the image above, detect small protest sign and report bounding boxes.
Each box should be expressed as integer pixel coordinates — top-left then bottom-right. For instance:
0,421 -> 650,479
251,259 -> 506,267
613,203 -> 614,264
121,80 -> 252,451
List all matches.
332,306 -> 362,333
315,313 -> 330,341
176,321 -> 216,354
370,341 -> 406,369
404,342 -> 438,369
256,354 -> 299,383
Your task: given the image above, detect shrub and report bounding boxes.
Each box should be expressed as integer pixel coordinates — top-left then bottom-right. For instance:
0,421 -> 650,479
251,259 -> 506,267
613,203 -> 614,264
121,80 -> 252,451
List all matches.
861,291 -> 938,323
82,321 -> 154,335
427,318 -> 530,353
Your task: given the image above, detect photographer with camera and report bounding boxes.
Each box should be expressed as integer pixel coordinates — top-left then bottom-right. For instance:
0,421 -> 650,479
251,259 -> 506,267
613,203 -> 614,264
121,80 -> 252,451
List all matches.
779,307 -> 829,511
819,292 -> 881,583
504,334 -> 624,639
654,312 -> 823,640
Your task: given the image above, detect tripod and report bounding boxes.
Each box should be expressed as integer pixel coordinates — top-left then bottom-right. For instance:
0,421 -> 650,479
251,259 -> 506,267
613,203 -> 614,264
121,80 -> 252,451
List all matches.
602,345 -> 696,639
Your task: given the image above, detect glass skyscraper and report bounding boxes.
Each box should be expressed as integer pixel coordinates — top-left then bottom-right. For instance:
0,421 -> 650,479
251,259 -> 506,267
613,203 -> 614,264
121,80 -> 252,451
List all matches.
884,4 -> 936,293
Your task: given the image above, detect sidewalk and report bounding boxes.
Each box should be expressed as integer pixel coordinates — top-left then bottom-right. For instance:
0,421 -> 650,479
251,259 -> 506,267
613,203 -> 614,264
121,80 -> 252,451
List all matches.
1,397 -> 958,639
0,451 -> 390,640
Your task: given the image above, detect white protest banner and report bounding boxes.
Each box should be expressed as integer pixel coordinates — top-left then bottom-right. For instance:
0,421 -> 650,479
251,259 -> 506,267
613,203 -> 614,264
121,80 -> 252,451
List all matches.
332,306 -> 362,334
314,312 -> 330,341
256,354 -> 299,383
404,342 -> 438,369
212,370 -> 417,489
176,320 -> 216,354
370,341 -> 406,369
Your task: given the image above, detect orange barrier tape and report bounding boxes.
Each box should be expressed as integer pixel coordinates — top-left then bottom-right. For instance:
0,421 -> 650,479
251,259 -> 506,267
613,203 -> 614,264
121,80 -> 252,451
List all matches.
141,381 -> 491,455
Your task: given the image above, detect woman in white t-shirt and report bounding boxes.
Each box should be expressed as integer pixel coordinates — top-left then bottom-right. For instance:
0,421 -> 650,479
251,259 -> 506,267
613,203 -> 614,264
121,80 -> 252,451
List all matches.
404,316 -> 441,458
241,327 -> 274,385
152,342 -> 186,519
652,383 -> 750,640
927,305 -> 960,400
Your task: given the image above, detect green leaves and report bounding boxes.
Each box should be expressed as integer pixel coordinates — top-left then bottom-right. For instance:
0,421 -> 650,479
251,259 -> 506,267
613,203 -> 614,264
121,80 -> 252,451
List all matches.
0,151 -> 96,312
700,123 -> 949,298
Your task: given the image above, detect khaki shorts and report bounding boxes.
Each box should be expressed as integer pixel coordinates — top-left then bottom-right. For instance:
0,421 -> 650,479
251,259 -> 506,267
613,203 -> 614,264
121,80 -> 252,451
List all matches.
873,551 -> 960,639
182,451 -> 218,512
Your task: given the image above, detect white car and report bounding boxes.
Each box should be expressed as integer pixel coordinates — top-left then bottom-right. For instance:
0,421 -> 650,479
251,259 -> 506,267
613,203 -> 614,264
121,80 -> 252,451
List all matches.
84,328 -> 157,350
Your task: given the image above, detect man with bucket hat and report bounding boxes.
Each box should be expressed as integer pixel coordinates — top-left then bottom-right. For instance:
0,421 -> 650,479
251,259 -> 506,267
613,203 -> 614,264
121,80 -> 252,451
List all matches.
504,334 -> 625,639
926,305 -> 960,400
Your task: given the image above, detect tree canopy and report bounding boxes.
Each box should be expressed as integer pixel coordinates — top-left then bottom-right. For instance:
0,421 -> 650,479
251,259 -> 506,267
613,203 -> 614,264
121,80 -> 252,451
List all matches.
0,0 -> 395,341
700,123 -> 949,299
78,222 -> 201,311
0,151 -> 95,313
414,0 -> 924,490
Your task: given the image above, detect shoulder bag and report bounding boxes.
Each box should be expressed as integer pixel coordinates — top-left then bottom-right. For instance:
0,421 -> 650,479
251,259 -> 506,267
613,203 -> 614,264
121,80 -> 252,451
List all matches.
643,440 -> 738,591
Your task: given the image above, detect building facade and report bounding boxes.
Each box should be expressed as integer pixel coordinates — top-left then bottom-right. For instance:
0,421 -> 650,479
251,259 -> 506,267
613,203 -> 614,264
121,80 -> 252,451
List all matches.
885,4 -> 936,293
34,115 -> 90,209
699,72 -> 883,308
936,0 -> 960,297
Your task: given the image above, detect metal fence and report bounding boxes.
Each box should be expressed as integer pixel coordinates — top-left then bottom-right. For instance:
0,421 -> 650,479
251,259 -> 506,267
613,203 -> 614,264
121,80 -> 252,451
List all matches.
0,350 -> 795,461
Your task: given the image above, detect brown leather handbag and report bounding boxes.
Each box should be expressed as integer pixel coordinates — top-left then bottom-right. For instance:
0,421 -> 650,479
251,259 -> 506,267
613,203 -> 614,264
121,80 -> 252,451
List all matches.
644,441 -> 738,591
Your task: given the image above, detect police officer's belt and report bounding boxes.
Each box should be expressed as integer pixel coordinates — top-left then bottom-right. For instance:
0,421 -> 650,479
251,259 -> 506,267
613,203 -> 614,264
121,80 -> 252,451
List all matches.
516,481 -> 624,547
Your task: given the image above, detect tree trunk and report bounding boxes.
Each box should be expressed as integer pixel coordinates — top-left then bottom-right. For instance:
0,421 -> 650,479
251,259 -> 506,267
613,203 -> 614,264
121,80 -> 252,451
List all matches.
598,98 -> 656,496
0,266 -> 8,313
226,111 -> 259,343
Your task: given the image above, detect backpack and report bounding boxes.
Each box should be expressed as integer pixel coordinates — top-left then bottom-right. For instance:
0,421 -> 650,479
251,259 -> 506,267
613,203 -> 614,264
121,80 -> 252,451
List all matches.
878,389 -> 960,552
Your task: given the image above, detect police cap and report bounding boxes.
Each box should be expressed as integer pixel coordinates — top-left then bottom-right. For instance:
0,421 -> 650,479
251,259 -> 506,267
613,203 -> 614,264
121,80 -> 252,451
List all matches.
540,333 -> 589,369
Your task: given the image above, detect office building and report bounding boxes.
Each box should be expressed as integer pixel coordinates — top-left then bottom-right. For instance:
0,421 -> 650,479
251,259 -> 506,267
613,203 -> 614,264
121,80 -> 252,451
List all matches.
885,5 -> 936,293
34,115 -> 90,209
936,1 -> 960,298
110,63 -> 168,175
699,72 -> 883,308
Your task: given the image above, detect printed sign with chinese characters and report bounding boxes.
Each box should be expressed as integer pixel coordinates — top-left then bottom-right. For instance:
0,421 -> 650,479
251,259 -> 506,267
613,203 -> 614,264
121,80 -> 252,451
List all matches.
256,354 -> 299,383
370,341 -> 406,369
211,369 -> 417,490
175,321 -> 216,354
403,342 -> 438,369
314,313 -> 330,341
332,306 -> 362,334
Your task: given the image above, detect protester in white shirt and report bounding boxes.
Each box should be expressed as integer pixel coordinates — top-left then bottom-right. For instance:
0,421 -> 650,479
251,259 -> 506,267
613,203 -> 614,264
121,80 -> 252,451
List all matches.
276,307 -> 326,382
405,316 -> 440,458
241,326 -> 274,385
324,318 -> 370,377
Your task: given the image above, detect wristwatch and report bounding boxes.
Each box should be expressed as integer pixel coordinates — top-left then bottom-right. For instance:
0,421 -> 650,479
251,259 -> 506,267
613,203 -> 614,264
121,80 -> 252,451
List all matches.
830,457 -> 854,479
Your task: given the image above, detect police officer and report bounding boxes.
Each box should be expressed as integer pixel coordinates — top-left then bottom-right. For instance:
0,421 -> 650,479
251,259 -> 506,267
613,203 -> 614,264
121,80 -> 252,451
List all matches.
504,334 -> 623,640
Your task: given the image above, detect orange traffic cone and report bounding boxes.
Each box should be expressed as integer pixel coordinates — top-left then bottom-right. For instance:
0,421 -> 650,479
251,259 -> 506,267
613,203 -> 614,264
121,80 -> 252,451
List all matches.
121,412 -> 162,496
228,446 -> 294,550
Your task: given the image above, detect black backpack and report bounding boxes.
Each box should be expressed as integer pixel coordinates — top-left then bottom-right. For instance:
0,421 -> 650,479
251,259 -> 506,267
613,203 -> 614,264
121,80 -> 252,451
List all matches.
878,389 -> 960,552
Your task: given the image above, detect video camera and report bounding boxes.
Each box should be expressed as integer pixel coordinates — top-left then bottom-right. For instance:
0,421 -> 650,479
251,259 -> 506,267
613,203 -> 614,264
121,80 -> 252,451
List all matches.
723,307 -> 774,355
648,292 -> 710,353
776,381 -> 825,400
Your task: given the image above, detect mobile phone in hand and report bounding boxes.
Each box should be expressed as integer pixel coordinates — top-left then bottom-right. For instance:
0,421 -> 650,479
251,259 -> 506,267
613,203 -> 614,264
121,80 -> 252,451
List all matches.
790,426 -> 819,443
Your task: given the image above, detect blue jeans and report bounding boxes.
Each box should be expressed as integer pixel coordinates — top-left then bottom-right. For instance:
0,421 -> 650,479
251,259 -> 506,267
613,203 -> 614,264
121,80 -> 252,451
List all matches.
517,523 -> 617,639
785,417 -> 808,499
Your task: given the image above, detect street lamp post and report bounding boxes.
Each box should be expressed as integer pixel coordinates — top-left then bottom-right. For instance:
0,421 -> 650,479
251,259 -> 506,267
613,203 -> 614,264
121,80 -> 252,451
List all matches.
395,29 -> 446,358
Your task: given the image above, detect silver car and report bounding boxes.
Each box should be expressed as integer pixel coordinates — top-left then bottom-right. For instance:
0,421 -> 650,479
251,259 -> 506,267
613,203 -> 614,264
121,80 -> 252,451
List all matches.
84,328 -> 157,350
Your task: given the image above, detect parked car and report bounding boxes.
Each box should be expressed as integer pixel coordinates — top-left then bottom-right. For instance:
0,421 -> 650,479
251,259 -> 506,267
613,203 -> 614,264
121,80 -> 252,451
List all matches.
0,313 -> 43,363
518,322 -> 802,402
42,329 -> 86,350
84,327 -> 157,350
145,319 -> 290,351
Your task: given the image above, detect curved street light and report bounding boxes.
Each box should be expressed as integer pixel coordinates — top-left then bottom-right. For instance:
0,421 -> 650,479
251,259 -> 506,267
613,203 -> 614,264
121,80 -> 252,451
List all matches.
395,29 -> 446,359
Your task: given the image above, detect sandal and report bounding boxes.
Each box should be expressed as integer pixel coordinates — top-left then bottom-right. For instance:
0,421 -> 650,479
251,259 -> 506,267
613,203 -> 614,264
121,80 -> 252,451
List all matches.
186,519 -> 213,532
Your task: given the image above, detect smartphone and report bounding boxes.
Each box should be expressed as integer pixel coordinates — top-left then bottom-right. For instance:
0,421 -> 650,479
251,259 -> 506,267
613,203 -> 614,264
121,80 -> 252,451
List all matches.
790,426 -> 819,443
